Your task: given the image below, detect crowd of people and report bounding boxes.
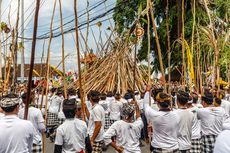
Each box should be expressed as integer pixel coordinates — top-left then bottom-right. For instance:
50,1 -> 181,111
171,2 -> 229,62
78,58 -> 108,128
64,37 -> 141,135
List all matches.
0,82 -> 230,153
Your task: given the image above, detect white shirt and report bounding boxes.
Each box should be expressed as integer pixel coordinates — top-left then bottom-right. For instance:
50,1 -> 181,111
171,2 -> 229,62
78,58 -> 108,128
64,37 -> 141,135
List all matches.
48,95 -> 63,114
137,99 -> 144,110
175,109 -> 194,150
55,118 -> 88,152
99,100 -> 110,114
214,118 -> 230,153
88,104 -> 105,142
18,107 -> 45,145
0,115 -> 34,153
103,118 -> 143,153
144,92 -> 179,150
197,107 -> 226,136
221,99 -> 230,117
0,112 -> 4,119
109,100 -> 123,121
188,107 -> 201,139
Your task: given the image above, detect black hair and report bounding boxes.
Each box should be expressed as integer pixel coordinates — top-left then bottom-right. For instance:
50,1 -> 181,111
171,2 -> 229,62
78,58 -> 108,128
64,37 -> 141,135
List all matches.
2,104 -> 18,113
62,99 -> 76,119
202,92 -> 213,105
100,93 -> 107,100
215,98 -> 222,105
21,93 -> 27,100
159,102 -> 170,108
107,91 -> 113,97
90,90 -> 100,103
67,88 -> 76,96
177,90 -> 189,105
192,94 -> 198,104
153,88 -> 164,100
51,88 -> 57,93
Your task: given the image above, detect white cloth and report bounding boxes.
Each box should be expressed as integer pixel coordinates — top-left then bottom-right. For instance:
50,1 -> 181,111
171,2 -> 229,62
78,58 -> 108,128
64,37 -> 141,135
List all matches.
103,117 -> 143,153
0,115 -> 34,153
137,99 -> 144,110
175,109 -> 194,150
0,112 -> 4,119
109,100 -> 123,121
143,92 -> 179,150
197,107 -> 226,136
99,100 -> 110,114
214,118 -> 230,153
225,94 -> 230,102
18,107 -> 45,145
188,106 -> 201,139
88,104 -> 105,142
55,118 -> 88,152
48,95 -> 63,114
221,99 -> 230,117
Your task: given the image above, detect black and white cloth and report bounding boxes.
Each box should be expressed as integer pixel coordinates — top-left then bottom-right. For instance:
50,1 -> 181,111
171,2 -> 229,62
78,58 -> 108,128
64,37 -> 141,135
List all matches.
104,114 -> 110,130
201,135 -> 216,153
150,146 -> 179,153
190,138 -> 201,153
46,112 -> 58,127
32,144 -> 42,153
92,140 -> 104,153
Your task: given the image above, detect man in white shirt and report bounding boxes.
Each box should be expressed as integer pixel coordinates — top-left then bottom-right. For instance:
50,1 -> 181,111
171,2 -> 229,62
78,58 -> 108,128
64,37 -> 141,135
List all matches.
198,92 -> 226,153
54,99 -> 91,153
18,92 -> 45,153
214,117 -> 230,153
187,93 -> 202,153
0,94 -> 34,153
175,90 -> 194,153
109,93 -> 123,125
104,101 -> 143,153
85,90 -> 105,153
144,85 -> 179,153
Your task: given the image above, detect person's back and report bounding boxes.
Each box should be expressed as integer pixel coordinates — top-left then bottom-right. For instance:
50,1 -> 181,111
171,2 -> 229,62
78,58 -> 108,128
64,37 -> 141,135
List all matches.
56,118 -> 87,152
0,94 -> 34,153
0,116 -> 34,153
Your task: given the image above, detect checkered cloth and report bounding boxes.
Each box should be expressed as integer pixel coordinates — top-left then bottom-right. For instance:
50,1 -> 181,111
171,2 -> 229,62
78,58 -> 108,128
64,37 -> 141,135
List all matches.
110,119 -> 117,126
104,113 -> 110,130
32,144 -> 42,153
150,147 -> 179,153
190,138 -> 201,153
46,112 -> 58,127
58,118 -> 65,125
201,135 -> 217,153
92,141 -> 104,153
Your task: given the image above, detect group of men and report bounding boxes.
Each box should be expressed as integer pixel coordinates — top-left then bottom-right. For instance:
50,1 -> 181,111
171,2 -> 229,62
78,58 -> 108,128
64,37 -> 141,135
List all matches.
0,83 -> 230,153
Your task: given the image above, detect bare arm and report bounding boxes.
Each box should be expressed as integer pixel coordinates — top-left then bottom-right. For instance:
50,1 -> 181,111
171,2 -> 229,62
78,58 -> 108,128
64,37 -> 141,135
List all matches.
91,121 -> 102,143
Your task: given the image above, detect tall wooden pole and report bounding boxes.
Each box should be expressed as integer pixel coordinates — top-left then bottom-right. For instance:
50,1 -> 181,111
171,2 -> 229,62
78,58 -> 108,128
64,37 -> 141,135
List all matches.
181,0 -> 186,89
74,0 -> 85,121
21,0 -> 25,83
149,0 -> 166,92
166,0 -> 171,94
59,0 -> 67,98
0,0 -> 3,80
24,0 -> 40,120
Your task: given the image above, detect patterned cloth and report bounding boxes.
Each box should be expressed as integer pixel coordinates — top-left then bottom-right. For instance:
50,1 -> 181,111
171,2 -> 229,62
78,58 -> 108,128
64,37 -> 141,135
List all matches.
190,138 -> 201,153
46,112 -> 58,127
151,147 -> 179,153
32,144 -> 42,153
92,141 -> 104,153
104,114 -> 110,130
110,119 -> 116,126
58,118 -> 65,125
201,135 -> 216,153
179,150 -> 190,153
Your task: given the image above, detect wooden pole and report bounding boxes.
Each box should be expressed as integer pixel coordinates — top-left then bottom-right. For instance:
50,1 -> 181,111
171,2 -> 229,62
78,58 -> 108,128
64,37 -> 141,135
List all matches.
58,0 -> 67,98
24,0 -> 40,120
74,0 -> 85,121
181,0 -> 186,89
43,0 -> 57,152
149,0 -> 166,92
166,0 -> 171,94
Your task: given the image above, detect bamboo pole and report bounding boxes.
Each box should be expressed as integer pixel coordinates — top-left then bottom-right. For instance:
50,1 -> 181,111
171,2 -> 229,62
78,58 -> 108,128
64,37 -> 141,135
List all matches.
181,0 -> 186,89
166,0 -> 171,94
24,0 -> 40,120
146,0 -> 151,82
149,0 -> 166,92
58,0 -> 67,98
74,0 -> 85,121
43,0 -> 57,152
191,0 -> 196,89
85,0 -> 89,52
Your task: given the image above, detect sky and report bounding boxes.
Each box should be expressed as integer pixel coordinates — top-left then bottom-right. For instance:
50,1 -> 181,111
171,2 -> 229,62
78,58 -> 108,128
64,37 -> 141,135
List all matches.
1,0 -> 115,71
